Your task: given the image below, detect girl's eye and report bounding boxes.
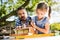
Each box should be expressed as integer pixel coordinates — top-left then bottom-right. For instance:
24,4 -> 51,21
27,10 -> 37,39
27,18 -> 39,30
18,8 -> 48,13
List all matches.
41,13 -> 44,15
41,13 -> 43,15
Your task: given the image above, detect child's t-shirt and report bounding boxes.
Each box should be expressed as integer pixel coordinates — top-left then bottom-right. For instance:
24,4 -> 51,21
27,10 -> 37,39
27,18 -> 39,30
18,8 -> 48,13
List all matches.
32,16 -> 49,34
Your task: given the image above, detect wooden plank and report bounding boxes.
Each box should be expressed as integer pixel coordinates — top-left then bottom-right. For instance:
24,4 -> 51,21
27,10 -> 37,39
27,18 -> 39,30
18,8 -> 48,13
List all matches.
10,33 -> 54,39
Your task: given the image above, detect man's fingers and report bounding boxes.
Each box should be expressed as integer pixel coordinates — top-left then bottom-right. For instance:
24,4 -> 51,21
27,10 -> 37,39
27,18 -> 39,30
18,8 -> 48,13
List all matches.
16,26 -> 22,30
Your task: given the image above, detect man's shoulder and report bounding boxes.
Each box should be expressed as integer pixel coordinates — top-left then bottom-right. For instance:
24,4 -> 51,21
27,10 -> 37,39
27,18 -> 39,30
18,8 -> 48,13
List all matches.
27,16 -> 31,18
15,17 -> 20,22
27,16 -> 31,20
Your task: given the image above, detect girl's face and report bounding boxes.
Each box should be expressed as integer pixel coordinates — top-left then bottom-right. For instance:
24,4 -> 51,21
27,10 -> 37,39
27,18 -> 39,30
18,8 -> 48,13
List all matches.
36,9 -> 47,19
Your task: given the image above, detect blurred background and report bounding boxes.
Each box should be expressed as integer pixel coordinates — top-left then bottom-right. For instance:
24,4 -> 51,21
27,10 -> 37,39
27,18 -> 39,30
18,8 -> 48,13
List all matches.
0,0 -> 60,35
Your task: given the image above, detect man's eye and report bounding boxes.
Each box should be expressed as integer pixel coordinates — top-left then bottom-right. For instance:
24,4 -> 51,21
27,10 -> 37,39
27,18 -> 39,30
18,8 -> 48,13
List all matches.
18,13 -> 21,15
23,13 -> 24,14
41,13 -> 43,15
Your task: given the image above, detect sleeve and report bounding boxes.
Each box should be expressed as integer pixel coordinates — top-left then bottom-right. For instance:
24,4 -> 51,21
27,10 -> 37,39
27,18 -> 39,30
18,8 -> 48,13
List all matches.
44,17 -> 49,24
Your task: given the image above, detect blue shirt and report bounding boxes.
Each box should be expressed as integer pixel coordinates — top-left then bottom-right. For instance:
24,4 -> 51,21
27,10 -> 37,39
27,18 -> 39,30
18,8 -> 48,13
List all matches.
32,16 -> 49,34
15,16 -> 31,27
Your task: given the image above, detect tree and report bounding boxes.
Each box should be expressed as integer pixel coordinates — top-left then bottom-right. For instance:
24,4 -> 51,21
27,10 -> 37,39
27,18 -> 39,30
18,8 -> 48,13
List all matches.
0,0 -> 30,26
0,0 -> 58,26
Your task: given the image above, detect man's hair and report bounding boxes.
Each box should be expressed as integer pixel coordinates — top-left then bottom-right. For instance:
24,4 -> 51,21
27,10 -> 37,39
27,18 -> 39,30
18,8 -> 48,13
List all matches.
37,2 -> 48,10
16,7 -> 25,13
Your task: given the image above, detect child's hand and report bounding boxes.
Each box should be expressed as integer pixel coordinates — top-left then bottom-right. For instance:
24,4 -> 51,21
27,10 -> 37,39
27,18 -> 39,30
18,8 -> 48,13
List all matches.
31,21 -> 36,28
28,27 -> 36,34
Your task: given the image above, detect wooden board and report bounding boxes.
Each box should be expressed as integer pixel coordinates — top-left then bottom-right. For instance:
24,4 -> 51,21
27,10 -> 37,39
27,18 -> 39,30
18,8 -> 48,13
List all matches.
10,33 -> 54,39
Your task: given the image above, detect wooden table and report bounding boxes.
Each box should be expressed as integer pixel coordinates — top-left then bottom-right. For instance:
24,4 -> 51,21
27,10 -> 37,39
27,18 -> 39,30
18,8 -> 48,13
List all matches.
10,33 -> 54,39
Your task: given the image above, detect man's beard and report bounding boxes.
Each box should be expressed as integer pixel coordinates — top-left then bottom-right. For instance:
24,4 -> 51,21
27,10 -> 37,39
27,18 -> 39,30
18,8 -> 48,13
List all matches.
20,16 -> 26,21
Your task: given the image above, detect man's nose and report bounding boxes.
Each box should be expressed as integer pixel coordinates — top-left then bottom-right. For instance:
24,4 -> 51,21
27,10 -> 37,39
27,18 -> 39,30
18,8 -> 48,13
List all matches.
21,14 -> 24,16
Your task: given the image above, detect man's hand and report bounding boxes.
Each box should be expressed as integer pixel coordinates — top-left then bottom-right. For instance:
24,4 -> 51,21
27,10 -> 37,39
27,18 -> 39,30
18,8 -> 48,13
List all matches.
16,26 -> 22,30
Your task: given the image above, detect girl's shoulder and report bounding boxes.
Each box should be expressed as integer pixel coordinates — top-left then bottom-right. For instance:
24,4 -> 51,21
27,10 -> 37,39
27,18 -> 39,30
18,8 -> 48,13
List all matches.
43,17 -> 48,21
31,16 -> 37,22
42,17 -> 49,23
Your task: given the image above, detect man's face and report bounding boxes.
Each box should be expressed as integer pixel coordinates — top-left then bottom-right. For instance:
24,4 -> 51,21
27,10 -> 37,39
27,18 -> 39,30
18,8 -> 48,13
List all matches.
36,9 -> 47,19
17,9 -> 27,21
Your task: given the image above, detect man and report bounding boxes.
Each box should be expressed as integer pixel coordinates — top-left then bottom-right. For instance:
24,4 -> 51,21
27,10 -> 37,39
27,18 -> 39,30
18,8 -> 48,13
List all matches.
15,7 -> 35,34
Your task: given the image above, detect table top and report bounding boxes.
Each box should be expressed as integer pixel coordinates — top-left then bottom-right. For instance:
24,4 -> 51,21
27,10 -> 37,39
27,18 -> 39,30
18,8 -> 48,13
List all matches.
10,33 -> 54,39
0,35 -> 60,40
19,36 -> 60,40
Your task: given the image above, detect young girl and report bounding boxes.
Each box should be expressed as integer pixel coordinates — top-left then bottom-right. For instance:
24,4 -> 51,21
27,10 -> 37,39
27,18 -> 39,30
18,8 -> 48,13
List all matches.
31,2 -> 50,34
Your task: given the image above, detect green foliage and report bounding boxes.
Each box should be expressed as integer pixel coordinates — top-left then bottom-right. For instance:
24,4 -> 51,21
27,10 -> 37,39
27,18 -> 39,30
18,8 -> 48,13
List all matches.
0,0 -> 58,26
0,0 -> 25,18
0,0 -> 58,18
0,5 -> 6,18
50,23 -> 60,31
